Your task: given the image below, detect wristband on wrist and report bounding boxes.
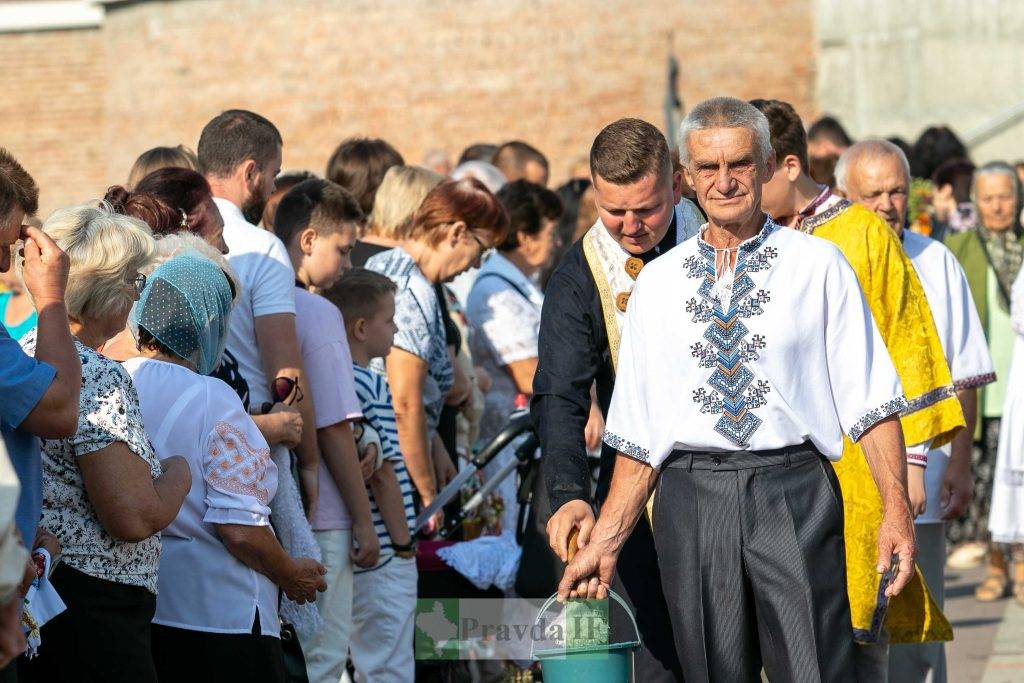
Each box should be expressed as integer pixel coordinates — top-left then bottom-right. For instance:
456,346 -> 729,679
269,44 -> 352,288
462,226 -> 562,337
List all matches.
391,540 -> 417,553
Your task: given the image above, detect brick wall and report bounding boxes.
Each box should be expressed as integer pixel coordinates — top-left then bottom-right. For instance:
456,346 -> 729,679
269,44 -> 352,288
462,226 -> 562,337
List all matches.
2,0 -> 816,215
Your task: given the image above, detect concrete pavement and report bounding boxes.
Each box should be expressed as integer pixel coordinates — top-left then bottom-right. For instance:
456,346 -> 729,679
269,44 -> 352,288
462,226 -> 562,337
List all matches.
944,565 -> 1023,682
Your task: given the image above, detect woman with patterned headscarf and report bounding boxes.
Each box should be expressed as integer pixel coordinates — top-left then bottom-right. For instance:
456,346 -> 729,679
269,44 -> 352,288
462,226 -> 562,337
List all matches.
123,254 -> 326,682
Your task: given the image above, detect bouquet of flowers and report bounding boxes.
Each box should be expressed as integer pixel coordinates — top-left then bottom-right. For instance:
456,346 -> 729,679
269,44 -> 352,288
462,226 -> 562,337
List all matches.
459,476 -> 505,539
908,177 -> 934,236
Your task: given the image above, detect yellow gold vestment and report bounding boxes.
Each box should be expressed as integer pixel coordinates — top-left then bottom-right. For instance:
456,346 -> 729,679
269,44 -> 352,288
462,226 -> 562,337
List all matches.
804,200 -> 962,643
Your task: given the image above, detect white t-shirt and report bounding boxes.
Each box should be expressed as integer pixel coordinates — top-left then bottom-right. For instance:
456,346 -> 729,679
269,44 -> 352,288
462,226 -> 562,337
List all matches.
904,230 -> 995,523
214,197 -> 296,410
603,218 -> 906,468
124,357 -> 281,637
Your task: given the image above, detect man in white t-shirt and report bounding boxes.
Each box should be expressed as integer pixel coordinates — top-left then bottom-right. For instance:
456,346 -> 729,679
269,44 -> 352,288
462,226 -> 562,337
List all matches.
838,139 -> 994,683
198,109 -> 322,513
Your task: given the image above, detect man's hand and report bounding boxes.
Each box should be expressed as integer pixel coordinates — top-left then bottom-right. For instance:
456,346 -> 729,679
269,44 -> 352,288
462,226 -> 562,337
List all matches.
907,464 -> 926,519
281,557 -> 327,604
858,415 -> 917,597
877,504 -> 917,597
0,596 -> 25,668
267,403 -> 303,448
940,457 -> 973,520
556,537 -> 619,601
32,527 -> 60,561
351,521 -> 381,569
547,500 -> 596,563
19,225 -> 69,306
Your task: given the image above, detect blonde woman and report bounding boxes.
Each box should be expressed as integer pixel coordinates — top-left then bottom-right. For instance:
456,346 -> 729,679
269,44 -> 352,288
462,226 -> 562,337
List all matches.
350,165 -> 444,268
18,203 -> 190,682
126,145 -> 199,189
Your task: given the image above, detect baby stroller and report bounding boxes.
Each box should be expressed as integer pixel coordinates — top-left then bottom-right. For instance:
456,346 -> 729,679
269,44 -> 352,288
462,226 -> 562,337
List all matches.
414,410 -> 544,681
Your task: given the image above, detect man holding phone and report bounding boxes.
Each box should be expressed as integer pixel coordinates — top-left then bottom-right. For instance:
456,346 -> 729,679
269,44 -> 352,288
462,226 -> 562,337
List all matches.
0,148 -> 82,667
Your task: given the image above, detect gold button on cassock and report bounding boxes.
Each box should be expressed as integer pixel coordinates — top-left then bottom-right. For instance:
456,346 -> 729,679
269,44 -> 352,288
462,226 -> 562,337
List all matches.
624,257 -> 644,280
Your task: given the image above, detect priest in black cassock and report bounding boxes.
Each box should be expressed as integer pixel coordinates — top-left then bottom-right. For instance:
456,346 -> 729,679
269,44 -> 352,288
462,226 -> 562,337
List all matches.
532,118 -> 703,682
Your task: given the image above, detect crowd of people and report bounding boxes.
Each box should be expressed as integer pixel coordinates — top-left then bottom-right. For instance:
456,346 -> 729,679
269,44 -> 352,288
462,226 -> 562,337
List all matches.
0,95 -> 1022,683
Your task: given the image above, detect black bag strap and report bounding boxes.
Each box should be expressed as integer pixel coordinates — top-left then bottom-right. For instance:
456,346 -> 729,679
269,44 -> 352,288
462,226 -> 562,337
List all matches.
474,271 -> 534,303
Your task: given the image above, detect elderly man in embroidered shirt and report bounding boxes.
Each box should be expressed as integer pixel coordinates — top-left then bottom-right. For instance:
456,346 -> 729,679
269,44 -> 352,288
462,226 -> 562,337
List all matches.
558,97 -> 917,683
838,139 -> 994,683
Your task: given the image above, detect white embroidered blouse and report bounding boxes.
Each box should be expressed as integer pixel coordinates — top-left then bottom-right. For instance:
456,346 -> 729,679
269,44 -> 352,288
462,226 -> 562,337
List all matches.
123,357 -> 281,637
603,217 -> 907,469
466,251 -> 545,445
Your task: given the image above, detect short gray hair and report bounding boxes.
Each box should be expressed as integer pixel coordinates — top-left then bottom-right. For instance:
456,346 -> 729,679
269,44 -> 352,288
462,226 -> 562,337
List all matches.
971,161 -> 1020,206
834,139 -> 911,193
451,161 -> 507,194
150,231 -> 239,303
678,97 -> 773,168
25,202 -> 154,322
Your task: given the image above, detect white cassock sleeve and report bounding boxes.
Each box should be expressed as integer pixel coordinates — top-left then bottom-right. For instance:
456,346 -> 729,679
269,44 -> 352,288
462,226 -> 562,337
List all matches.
822,252 -> 907,442
602,276 -> 655,466
946,252 -> 995,388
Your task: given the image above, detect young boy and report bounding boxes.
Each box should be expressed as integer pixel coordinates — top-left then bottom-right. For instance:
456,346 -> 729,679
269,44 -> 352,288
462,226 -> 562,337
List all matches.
273,179 -> 380,682
325,268 -> 418,683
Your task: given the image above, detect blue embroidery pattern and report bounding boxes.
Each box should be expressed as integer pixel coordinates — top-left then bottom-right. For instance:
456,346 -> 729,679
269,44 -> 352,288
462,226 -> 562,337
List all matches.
687,222 -> 778,447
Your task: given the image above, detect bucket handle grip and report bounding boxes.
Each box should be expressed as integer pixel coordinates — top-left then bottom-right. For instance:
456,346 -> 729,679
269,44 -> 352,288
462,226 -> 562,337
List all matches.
530,589 -> 641,659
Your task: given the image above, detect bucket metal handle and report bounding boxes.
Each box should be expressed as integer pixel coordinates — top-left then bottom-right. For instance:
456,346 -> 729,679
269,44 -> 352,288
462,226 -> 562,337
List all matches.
530,589 -> 642,659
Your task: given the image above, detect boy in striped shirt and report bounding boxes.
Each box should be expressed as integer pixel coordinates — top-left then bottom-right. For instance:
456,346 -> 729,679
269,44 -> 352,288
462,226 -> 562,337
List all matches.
325,268 -> 418,683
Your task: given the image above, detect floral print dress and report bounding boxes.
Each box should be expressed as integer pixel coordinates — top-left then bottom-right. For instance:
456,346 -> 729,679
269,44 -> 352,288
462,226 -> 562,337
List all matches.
21,329 -> 162,593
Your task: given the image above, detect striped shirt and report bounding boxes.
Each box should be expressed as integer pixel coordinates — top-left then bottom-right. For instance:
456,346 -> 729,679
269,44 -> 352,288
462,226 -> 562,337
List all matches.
352,364 -> 416,572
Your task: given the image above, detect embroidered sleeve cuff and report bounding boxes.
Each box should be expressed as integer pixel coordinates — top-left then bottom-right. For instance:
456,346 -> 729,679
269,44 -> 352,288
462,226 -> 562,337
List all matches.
602,430 -> 650,464
849,396 -> 909,442
900,385 -> 957,417
954,372 -> 996,391
906,451 -> 928,467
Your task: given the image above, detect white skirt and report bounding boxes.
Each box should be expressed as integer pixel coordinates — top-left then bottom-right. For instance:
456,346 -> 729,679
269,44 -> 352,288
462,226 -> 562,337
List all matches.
989,337 -> 1024,544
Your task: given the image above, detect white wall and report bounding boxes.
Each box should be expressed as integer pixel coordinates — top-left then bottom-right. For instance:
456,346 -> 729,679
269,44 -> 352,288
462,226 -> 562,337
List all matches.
816,0 -> 1024,164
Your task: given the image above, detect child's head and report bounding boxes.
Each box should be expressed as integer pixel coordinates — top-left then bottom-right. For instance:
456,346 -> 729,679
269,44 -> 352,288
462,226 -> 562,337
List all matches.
273,178 -> 363,290
325,268 -> 398,361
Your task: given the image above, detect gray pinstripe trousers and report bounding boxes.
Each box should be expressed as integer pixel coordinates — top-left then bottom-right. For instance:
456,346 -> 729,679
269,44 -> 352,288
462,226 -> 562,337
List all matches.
651,444 -> 857,683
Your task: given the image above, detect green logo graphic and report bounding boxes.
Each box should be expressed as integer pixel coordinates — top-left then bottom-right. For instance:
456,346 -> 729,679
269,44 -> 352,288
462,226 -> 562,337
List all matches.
415,599 -> 460,660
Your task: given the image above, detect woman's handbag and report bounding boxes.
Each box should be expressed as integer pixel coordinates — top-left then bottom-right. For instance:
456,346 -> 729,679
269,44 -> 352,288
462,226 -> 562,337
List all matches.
280,622 -> 309,683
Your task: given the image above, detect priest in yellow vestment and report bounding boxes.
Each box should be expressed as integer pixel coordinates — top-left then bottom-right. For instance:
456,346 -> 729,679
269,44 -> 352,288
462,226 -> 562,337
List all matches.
750,100 -> 963,672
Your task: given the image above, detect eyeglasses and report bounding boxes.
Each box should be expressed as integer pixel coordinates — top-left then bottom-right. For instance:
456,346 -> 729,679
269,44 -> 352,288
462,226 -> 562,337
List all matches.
467,230 -> 488,252
272,375 -> 304,406
132,273 -> 147,296
467,231 -> 494,263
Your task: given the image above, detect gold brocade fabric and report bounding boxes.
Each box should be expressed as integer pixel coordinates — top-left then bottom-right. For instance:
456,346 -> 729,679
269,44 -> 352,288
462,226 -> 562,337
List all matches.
809,202 -> 962,643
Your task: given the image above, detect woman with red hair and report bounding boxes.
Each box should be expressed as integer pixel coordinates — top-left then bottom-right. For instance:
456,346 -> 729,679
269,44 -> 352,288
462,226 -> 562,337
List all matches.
108,167 -> 227,253
364,178 -> 508,532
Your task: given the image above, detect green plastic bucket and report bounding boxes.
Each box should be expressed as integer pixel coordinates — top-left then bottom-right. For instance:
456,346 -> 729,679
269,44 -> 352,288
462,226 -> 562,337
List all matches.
531,590 -> 642,683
